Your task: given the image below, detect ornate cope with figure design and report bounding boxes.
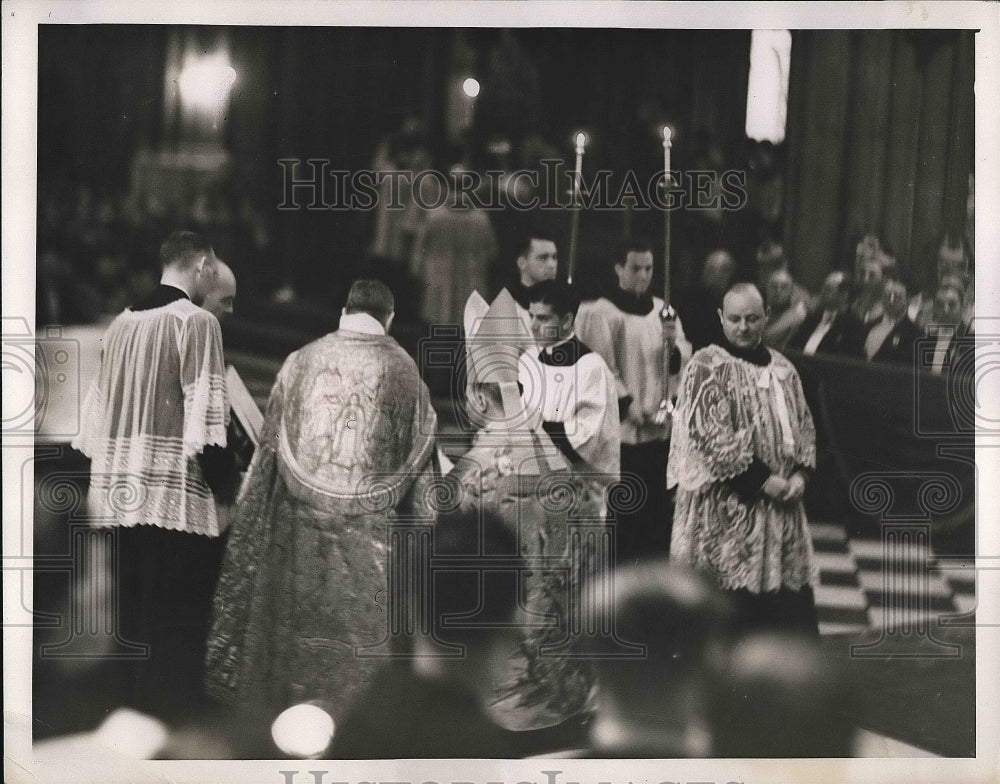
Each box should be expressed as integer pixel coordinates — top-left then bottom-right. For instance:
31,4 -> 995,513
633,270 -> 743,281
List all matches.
206,323 -> 438,723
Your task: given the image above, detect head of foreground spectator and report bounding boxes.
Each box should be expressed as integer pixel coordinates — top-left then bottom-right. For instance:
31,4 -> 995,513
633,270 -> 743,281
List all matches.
710,631 -> 855,757
582,559 -> 733,757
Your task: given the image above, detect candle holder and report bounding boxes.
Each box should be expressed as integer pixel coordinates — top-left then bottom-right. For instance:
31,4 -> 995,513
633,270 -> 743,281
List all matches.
567,131 -> 587,284
653,305 -> 677,426
654,125 -> 676,427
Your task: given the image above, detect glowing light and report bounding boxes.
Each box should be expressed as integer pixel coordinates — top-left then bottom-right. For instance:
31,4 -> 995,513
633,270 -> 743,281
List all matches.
92,708 -> 168,759
575,132 -> 587,150
271,703 -> 335,758
662,125 -> 673,143
745,29 -> 792,143
178,52 -> 237,113
462,77 -> 481,98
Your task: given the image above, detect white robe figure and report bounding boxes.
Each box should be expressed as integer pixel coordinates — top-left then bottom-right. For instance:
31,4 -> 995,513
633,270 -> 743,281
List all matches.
575,292 -> 691,560
576,293 -> 692,446
73,294 -> 229,533
72,285 -> 230,717
518,333 -> 621,491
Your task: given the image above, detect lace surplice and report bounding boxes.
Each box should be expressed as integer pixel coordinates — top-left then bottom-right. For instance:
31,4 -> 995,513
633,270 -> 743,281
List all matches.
667,345 -> 819,593
72,300 -> 229,535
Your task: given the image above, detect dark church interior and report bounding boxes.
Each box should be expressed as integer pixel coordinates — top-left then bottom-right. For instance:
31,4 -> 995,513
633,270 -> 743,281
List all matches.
18,21 -> 983,772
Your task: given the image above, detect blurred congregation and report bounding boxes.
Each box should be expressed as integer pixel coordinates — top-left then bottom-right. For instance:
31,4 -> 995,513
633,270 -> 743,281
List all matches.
26,23 -> 979,770
36,27 -> 974,322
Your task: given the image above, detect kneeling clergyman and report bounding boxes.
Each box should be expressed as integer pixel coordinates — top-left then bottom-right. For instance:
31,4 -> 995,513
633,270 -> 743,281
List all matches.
449,288 -> 593,736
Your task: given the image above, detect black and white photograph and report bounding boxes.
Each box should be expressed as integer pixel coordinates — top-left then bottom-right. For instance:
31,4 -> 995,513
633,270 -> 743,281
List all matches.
3,2 -> 999,783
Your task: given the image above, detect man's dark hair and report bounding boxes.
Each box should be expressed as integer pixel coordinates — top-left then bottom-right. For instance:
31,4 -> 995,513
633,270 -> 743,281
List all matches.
344,278 -> 395,321
755,239 -> 786,274
615,235 -> 654,267
418,507 -> 523,650
159,230 -> 214,271
527,279 -> 582,319
515,226 -> 557,260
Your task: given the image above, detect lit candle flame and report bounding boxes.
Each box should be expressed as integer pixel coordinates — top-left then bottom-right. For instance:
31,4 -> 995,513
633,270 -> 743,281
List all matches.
662,125 -> 672,143
575,132 -> 587,150
462,77 -> 481,98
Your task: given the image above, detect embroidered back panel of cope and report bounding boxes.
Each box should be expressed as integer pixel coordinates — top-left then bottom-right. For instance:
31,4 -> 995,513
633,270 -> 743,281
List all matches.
280,334 -> 427,496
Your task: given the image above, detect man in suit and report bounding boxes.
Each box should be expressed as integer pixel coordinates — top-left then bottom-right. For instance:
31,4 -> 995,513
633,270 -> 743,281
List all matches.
852,257 -> 886,326
865,276 -> 921,366
763,269 -> 809,350
789,271 -> 866,358
924,280 -> 972,375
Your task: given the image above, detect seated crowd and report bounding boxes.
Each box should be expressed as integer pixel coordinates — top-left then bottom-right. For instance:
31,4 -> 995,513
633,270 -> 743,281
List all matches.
740,231 -> 974,374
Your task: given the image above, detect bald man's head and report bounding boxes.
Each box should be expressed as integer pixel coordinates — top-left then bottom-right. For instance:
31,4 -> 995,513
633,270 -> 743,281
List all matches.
203,260 -> 237,321
719,283 -> 766,350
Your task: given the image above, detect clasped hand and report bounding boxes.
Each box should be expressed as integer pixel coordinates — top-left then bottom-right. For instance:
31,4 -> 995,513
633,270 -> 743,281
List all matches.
761,472 -> 806,504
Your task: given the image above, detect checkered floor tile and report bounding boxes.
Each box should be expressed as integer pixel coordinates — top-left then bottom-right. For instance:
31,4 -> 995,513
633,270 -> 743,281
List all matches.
809,521 -> 977,636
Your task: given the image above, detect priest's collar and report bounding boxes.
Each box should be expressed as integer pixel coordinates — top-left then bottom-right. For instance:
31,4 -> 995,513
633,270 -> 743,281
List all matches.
132,284 -> 190,312
339,311 -> 386,335
607,286 -> 656,316
539,333 -> 593,367
719,336 -> 771,367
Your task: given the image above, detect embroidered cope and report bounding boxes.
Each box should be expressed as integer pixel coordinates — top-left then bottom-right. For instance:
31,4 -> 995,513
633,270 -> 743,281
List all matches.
667,345 -> 819,593
72,299 -> 229,536
206,327 -> 439,721
453,293 -> 609,731
448,425 -> 604,731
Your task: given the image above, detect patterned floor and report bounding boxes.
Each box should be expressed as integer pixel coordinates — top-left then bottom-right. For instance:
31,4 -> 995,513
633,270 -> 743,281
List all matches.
809,521 -> 977,636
